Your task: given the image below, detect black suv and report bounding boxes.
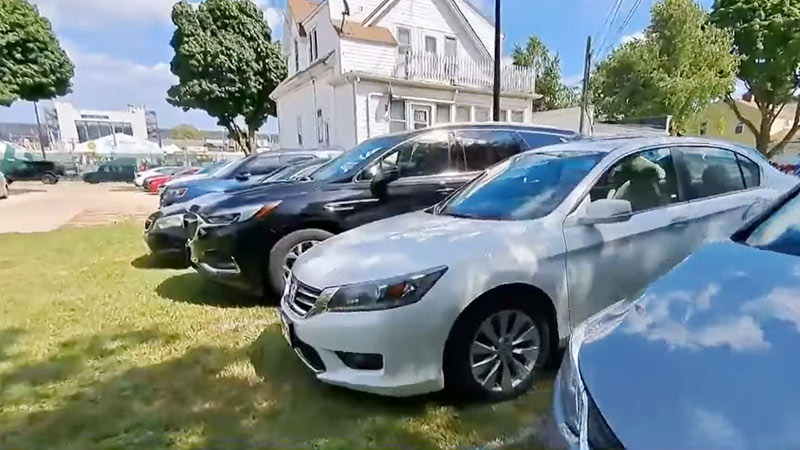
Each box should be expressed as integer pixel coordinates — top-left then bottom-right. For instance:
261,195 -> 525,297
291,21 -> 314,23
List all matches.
187,124 -> 576,297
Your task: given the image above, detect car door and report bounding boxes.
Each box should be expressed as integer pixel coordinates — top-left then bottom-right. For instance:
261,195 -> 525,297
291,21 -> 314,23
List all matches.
564,147 -> 699,325
671,146 -> 767,244
340,130 -> 463,228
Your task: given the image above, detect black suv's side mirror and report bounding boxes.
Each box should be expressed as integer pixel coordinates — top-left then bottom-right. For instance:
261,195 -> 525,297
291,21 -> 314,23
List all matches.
370,167 -> 400,198
235,172 -> 251,181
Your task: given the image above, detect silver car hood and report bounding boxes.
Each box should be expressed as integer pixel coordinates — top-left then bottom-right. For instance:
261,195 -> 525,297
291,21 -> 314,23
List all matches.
293,211 -> 531,288
579,241 -> 800,449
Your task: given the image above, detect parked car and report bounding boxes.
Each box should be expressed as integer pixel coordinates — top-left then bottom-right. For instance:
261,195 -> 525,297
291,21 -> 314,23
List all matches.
278,137 -> 794,400
147,167 -> 202,194
134,166 -> 181,187
144,160 -> 327,259
551,182 -> 800,449
82,163 -> 137,183
160,151 -> 340,207
187,124 -> 577,298
0,171 -> 8,199
0,150 -> 64,184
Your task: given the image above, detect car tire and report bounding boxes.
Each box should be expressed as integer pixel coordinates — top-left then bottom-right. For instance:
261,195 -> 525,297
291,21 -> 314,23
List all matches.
0,183 -> 8,199
42,173 -> 58,184
267,229 -> 334,297
444,296 -> 551,402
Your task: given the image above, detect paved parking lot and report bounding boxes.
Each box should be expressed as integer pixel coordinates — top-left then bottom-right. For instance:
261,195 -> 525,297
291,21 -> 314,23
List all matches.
0,181 -> 158,234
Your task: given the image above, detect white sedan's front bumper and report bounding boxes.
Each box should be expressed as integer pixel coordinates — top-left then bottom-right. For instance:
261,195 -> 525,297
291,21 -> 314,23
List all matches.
281,298 -> 450,397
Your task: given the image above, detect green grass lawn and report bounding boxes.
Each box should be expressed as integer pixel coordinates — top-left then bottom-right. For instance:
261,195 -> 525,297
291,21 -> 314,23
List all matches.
0,223 -> 553,449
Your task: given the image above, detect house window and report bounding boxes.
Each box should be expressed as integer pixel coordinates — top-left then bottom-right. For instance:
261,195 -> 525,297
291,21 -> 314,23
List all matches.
500,109 -> 510,122
445,37 -> 457,58
397,27 -> 411,56
700,121 -> 708,135
297,116 -> 303,147
389,100 -> 406,133
412,105 -> 432,130
474,106 -> 490,122
425,36 -> 437,54
309,28 -> 319,62
510,111 -> 525,123
436,104 -> 451,124
735,121 -> 744,134
324,122 -> 330,147
455,105 -> 471,122
316,109 -> 324,143
294,39 -> 299,71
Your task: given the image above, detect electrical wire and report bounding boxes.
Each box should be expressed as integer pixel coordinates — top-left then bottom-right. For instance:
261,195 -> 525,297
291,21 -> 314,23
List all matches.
593,0 -> 627,59
597,0 -> 645,61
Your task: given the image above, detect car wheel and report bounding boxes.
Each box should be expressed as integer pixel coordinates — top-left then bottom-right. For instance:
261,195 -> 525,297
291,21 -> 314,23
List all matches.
444,298 -> 551,402
268,229 -> 334,297
0,183 -> 7,199
42,173 -> 58,184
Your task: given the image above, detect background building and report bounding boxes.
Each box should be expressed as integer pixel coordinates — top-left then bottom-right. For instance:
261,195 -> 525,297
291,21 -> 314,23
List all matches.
50,101 -> 150,147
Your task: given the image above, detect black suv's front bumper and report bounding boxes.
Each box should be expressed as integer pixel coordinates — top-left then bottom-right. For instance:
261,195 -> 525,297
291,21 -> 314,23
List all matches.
187,215 -> 282,297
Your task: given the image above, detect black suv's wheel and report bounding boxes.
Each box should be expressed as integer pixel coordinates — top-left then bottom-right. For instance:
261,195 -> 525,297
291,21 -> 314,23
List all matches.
444,297 -> 551,402
267,229 -> 334,297
41,173 -> 58,184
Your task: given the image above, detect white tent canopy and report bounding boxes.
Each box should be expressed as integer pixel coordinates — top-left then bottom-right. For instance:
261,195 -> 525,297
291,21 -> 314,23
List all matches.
74,134 -> 164,156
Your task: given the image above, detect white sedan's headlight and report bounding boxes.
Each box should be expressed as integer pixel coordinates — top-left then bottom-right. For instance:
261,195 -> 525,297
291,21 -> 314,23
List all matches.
153,214 -> 184,231
320,266 -> 448,313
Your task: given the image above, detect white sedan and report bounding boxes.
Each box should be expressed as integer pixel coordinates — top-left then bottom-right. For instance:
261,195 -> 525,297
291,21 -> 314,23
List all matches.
133,166 -> 180,187
280,137 -> 796,400
0,171 -> 8,199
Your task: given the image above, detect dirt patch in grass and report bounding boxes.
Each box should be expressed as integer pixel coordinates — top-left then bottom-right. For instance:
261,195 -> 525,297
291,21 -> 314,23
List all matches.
0,223 -> 553,449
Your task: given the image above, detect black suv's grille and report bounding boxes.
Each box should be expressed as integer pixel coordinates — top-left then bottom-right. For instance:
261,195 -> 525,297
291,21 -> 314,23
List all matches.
285,277 -> 321,317
183,213 -> 199,239
587,392 -> 624,449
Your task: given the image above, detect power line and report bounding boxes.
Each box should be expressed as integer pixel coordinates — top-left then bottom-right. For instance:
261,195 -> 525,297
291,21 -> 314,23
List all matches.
597,0 -> 644,61
593,0 -> 627,58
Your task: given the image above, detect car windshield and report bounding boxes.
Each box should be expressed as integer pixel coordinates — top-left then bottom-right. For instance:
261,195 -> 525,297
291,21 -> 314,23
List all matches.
311,134 -> 407,181
437,151 -> 605,220
210,158 -> 247,178
745,190 -> 800,257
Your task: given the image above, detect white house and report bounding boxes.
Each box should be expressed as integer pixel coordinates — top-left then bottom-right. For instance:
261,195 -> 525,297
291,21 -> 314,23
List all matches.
272,0 -> 537,151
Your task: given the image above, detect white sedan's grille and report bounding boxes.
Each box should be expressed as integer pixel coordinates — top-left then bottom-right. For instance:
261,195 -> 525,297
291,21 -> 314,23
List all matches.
285,277 -> 321,318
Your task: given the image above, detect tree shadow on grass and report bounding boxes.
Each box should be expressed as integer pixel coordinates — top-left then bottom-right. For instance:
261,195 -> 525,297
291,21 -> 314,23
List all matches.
0,327 -> 25,361
131,253 -> 190,270
156,273 -> 260,308
0,325 -> 554,449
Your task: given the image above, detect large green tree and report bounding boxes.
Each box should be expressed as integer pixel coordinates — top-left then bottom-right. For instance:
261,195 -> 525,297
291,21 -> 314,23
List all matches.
711,0 -> 800,157
0,0 -> 73,106
512,35 -> 578,111
168,0 -> 286,155
592,0 -> 738,134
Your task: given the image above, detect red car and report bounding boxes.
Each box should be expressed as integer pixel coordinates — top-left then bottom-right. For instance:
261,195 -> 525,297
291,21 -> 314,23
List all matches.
146,167 -> 200,194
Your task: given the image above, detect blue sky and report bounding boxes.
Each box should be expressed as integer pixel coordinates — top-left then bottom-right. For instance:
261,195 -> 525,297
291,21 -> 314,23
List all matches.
0,0 -> 713,129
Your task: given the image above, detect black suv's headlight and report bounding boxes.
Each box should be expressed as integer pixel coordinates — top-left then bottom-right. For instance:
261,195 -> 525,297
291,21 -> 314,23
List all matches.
167,187 -> 188,198
205,201 -> 282,225
319,266 -> 448,313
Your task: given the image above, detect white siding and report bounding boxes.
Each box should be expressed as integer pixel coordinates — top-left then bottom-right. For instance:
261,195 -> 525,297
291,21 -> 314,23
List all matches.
339,39 -> 397,76
334,84 -> 358,150
373,0 -> 489,61
303,3 -> 339,67
329,0 -> 386,22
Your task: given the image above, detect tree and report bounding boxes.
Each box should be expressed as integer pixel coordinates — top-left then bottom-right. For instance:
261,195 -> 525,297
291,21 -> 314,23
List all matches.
592,0 -> 738,134
167,0 -> 286,155
171,124 -> 205,140
512,35 -> 578,111
0,0 -> 74,106
711,0 -> 800,157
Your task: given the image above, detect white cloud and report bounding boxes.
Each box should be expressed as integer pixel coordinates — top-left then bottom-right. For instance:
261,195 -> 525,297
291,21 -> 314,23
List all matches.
32,0 -> 284,35
620,31 -> 644,44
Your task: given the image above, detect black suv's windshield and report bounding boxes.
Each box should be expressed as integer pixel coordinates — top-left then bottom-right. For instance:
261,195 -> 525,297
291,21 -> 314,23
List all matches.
311,134 -> 407,181
437,151 -> 604,220
745,190 -> 800,256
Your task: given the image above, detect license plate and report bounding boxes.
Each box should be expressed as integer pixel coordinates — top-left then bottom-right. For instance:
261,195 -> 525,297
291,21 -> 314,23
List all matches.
280,313 -> 293,346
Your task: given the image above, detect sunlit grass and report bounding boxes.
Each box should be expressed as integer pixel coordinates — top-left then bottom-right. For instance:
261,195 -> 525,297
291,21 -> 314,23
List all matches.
0,223 -> 552,449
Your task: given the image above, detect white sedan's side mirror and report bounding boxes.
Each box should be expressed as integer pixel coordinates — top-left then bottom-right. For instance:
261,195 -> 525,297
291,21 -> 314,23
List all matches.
578,199 -> 633,226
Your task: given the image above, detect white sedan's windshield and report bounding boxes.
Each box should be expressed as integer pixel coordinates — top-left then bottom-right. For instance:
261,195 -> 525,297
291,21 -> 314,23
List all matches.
438,151 -> 605,220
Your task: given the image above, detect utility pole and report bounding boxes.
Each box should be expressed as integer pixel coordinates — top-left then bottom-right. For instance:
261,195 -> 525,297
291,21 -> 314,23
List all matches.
579,36 -> 592,136
492,0 -> 501,121
33,101 -> 46,159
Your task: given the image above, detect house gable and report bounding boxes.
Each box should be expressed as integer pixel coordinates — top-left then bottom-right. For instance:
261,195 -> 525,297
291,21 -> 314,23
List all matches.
361,0 -> 492,59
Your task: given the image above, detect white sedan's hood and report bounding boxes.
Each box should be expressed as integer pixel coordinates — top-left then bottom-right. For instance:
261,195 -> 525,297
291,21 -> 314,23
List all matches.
293,211 -> 532,288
